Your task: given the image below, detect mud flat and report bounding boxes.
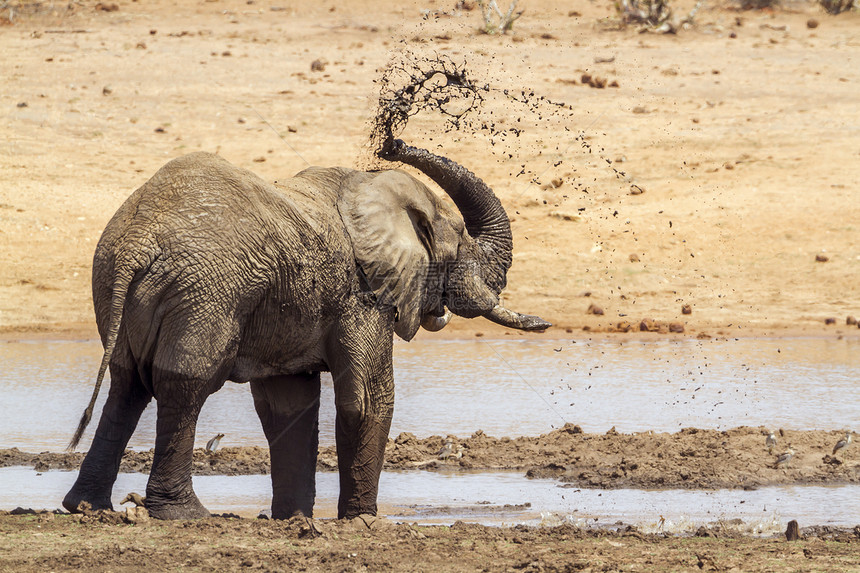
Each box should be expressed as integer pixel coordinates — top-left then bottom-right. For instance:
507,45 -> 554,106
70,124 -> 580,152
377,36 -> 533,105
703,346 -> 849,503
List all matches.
4,426 -> 857,490
0,510 -> 858,572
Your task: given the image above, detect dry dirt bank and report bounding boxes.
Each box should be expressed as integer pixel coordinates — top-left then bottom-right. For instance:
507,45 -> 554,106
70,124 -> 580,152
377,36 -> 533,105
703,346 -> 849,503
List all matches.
0,511 -> 858,572
4,426 -> 857,490
1,0 -> 859,340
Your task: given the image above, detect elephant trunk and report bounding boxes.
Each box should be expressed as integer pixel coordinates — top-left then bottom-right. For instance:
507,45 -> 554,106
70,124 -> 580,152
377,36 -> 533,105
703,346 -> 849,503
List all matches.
381,139 -> 549,332
380,139 -> 512,296
483,305 -> 552,331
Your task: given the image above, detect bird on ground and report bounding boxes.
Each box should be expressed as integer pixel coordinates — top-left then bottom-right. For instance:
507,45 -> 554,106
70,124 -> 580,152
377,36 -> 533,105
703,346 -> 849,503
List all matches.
774,448 -> 794,469
437,439 -> 454,460
832,431 -> 852,457
120,492 -> 146,507
765,430 -> 777,455
437,439 -> 463,460
205,433 -> 225,454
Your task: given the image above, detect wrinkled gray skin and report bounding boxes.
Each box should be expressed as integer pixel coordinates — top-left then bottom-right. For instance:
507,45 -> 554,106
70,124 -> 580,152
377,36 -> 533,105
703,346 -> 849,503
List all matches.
63,141 -> 550,520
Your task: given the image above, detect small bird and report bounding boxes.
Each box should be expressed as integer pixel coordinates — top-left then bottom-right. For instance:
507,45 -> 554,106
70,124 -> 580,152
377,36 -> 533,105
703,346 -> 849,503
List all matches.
775,448 -> 794,469
120,492 -> 146,507
832,431 -> 852,456
437,439 -> 463,460
765,430 -> 777,455
437,439 -> 454,460
205,433 -> 225,454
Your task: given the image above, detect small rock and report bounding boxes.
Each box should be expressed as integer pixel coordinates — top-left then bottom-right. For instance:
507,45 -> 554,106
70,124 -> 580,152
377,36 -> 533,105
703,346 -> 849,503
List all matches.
563,423 -> 583,434
669,322 -> 685,333
824,317 -> 836,325
606,426 -> 618,435
640,318 -> 660,332
806,19 -> 819,29
846,316 -> 857,326
310,59 -> 326,72
253,156 -> 266,162
136,41 -> 147,50
95,2 -> 119,11
16,102 -> 28,108
586,303 -> 604,315
102,86 -> 113,96
681,304 -> 692,315
287,125 -> 298,133
629,253 -> 640,262
629,184 -> 645,195
815,254 -> 829,262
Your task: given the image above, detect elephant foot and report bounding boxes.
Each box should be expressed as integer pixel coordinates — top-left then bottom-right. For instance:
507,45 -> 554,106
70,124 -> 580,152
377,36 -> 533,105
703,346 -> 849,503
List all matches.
271,506 -> 314,520
62,487 -> 113,514
145,494 -> 210,520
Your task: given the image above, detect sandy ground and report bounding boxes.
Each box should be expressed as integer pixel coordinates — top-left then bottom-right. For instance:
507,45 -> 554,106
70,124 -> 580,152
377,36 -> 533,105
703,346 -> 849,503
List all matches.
1,0 -> 859,340
2,0 -> 860,568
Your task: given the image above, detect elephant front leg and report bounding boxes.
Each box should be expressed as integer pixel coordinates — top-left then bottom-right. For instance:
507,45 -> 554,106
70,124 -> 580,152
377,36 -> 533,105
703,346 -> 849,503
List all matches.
329,325 -> 395,519
251,373 -> 321,519
334,404 -> 393,519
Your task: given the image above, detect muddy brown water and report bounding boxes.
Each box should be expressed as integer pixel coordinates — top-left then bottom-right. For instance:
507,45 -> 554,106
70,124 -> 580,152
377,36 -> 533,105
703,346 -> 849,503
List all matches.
2,337 -> 857,451
2,337 -> 858,530
1,467 -> 858,533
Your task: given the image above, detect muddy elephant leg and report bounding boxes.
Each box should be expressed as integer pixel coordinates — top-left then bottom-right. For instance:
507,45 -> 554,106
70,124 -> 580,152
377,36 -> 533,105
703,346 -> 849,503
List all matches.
64,352 -> 151,513
328,321 -> 395,519
144,367 -> 226,520
251,373 -> 321,519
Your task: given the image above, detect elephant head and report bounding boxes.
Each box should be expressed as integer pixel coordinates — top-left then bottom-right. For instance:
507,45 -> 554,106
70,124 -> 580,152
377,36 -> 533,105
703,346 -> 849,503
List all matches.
333,139 -> 550,340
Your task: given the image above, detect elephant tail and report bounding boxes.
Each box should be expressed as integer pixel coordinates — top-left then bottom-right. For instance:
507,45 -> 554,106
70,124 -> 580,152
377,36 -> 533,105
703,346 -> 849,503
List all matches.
67,266 -> 135,451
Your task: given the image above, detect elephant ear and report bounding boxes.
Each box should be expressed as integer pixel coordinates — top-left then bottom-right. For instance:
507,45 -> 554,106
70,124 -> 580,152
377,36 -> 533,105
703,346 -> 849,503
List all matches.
337,170 -> 440,341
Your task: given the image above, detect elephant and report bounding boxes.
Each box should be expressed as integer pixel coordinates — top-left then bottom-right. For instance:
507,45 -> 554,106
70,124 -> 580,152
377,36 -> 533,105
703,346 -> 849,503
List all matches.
63,137 -> 550,520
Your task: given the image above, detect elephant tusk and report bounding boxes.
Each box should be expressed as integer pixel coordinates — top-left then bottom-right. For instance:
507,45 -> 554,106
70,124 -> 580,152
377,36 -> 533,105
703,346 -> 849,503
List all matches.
421,309 -> 452,332
483,305 -> 551,332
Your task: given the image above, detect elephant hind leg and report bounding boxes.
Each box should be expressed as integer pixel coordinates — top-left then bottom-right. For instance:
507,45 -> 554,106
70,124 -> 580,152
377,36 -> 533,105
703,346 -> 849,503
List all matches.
144,364 -> 229,520
251,373 -> 321,519
64,349 -> 152,513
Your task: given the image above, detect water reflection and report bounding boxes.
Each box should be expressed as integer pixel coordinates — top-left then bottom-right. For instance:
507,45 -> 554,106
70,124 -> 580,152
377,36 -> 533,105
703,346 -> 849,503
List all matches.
1,337 -> 858,452
1,467 -> 857,531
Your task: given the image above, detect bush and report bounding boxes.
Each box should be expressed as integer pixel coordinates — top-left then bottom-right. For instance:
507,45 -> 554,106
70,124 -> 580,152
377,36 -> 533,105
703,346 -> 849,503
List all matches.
475,0 -> 523,35
818,0 -> 855,14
